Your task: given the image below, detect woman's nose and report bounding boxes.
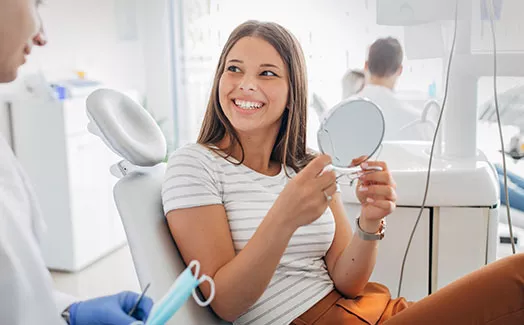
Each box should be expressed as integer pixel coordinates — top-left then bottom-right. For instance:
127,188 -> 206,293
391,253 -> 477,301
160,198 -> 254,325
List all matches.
239,75 -> 257,92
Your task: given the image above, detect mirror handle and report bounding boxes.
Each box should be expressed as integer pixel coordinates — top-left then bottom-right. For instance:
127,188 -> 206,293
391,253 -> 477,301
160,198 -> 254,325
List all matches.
320,164 -> 382,176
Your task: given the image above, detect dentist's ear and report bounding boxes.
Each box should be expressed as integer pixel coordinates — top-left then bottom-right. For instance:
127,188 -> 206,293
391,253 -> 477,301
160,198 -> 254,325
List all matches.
397,65 -> 404,77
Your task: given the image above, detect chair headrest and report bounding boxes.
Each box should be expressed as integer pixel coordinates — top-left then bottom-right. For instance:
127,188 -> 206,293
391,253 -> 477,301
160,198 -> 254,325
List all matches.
86,88 -> 167,167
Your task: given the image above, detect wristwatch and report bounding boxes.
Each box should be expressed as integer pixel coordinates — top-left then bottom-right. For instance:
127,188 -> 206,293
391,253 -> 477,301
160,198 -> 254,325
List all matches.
356,217 -> 386,241
61,305 -> 72,325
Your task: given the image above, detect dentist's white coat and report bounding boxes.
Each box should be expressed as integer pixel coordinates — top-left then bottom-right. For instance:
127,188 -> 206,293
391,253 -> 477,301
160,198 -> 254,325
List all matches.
358,84 -> 433,141
0,135 -> 75,325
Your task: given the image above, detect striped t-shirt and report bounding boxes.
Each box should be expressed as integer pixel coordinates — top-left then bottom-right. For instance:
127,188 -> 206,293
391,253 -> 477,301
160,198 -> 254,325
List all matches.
162,143 -> 335,325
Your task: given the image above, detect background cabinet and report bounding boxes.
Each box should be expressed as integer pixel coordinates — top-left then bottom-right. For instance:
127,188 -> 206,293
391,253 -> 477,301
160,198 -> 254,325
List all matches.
344,202 -> 497,302
10,89 -> 129,271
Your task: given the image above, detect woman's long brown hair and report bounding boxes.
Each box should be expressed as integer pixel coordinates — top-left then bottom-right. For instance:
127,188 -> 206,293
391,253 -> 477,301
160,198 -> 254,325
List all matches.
197,20 -> 315,174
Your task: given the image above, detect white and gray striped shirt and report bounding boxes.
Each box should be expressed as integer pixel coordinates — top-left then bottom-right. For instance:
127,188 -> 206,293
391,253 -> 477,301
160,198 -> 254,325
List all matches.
162,143 -> 335,325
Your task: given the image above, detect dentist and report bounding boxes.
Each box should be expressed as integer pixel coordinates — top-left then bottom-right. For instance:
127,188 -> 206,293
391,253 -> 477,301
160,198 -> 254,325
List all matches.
0,0 -> 152,324
358,37 -> 431,141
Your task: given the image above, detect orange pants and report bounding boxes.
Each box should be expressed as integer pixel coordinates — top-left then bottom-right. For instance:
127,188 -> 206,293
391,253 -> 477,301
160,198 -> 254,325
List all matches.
291,254 -> 524,325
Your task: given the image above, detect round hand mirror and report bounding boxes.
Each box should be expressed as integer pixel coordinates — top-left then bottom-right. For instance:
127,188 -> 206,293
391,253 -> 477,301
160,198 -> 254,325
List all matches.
317,97 -> 385,177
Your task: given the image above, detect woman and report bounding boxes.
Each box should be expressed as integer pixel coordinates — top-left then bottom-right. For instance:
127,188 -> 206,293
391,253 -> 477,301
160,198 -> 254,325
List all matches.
162,20 -> 524,325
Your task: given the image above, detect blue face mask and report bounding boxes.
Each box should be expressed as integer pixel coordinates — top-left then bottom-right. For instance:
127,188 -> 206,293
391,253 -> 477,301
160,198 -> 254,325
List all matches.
146,260 -> 215,325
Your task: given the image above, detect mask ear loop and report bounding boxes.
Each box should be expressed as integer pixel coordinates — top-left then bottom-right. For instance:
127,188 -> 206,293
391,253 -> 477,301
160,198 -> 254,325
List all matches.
192,275 -> 215,307
188,260 -> 201,279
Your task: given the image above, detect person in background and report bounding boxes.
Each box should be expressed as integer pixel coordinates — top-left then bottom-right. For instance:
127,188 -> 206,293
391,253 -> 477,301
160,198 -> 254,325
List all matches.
358,37 -> 431,141
0,0 -> 152,324
341,69 -> 366,99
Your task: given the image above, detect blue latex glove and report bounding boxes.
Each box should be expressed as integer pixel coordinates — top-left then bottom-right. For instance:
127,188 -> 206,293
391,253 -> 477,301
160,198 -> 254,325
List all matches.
69,291 -> 154,325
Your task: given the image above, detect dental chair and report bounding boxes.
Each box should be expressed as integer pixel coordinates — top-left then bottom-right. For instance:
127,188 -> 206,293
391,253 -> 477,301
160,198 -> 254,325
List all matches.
397,99 -> 439,141
86,89 -> 230,325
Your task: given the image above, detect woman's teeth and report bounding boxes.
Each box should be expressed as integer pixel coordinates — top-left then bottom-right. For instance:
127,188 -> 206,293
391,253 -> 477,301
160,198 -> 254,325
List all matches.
234,99 -> 263,110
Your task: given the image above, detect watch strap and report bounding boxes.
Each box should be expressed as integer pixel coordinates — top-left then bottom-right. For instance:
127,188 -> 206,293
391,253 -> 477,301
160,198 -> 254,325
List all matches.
356,217 -> 386,241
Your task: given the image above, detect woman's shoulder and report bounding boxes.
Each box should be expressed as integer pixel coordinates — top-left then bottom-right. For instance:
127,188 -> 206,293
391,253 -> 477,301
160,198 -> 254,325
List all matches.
165,143 -> 228,181
164,143 -> 225,186
168,143 -> 221,165
162,144 -> 224,211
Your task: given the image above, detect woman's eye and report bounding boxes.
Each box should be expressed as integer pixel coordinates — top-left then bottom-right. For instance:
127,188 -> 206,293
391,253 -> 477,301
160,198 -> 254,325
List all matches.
261,70 -> 277,77
227,65 -> 241,73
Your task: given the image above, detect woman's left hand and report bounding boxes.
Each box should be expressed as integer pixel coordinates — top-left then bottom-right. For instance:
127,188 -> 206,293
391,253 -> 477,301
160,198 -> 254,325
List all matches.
355,161 -> 396,232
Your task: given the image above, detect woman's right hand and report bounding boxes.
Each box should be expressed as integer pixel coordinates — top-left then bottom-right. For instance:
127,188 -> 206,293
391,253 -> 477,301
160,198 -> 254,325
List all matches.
270,155 -> 337,230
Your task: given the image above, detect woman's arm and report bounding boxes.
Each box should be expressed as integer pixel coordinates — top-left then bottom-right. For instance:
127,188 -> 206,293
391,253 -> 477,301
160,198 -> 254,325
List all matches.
167,205 -> 295,322
325,161 -> 396,298
324,194 -> 380,298
166,155 -> 337,322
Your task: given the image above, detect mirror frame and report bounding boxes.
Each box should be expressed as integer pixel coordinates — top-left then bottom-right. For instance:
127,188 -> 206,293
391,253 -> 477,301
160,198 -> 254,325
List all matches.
317,96 -> 386,167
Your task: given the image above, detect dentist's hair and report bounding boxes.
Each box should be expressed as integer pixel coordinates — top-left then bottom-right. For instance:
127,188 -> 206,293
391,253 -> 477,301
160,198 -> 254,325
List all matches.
367,37 -> 403,78
197,20 -> 314,173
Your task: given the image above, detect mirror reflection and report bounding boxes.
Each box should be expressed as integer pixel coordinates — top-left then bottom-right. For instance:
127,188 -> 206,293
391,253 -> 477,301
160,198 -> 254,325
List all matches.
317,97 -> 385,169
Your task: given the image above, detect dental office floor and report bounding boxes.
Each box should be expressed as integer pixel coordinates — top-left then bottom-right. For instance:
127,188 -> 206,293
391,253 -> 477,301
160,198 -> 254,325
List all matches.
51,245 -> 140,299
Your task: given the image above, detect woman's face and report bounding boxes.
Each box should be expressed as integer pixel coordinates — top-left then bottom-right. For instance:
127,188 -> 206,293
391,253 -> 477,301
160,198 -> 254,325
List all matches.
0,0 -> 45,83
219,36 -> 289,136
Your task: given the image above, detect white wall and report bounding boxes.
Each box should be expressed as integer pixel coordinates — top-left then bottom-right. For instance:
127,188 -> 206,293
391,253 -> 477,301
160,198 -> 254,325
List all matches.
25,0 -> 145,91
